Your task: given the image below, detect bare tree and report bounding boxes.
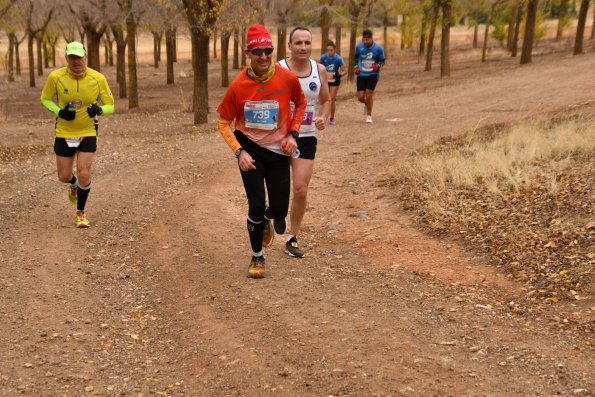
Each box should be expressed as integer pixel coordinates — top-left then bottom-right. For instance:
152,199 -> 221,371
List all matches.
0,0 -> 16,19
573,0 -> 590,54
556,0 -> 568,40
68,1 -> 109,71
425,0 -> 439,71
440,0 -> 452,77
182,0 -> 222,124
320,0 -> 334,55
511,0 -> 523,56
272,0 -> 298,60
520,0 -> 539,64
345,0 -> 368,81
19,0 -> 54,87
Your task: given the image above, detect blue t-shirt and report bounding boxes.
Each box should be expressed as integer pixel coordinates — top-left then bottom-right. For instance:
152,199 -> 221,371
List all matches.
354,41 -> 385,77
320,53 -> 345,83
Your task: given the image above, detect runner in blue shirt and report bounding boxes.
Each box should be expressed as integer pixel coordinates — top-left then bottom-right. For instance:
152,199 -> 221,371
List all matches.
320,41 -> 346,125
354,29 -> 385,123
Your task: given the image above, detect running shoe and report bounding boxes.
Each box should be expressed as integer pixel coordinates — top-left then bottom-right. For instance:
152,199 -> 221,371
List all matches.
263,217 -> 274,247
247,255 -> 265,278
74,211 -> 90,228
366,115 -> 373,123
329,117 -> 335,125
68,184 -> 78,204
285,236 -> 304,258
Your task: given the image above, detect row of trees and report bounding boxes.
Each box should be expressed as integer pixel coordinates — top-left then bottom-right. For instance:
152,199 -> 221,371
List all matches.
1,0 -> 593,125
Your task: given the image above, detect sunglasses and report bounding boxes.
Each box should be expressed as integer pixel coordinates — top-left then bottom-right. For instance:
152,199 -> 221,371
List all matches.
250,47 -> 274,56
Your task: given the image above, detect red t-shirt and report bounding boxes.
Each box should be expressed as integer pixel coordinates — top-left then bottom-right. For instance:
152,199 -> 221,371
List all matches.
217,65 -> 306,149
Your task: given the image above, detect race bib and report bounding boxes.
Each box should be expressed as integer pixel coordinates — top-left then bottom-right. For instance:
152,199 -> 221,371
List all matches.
290,102 -> 315,126
302,103 -> 315,126
362,59 -> 375,72
327,71 -> 336,83
244,100 -> 279,130
65,138 -> 83,148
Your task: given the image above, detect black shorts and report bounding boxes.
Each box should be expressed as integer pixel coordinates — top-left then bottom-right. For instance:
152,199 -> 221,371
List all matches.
54,137 -> 97,157
296,136 -> 317,160
328,76 -> 341,87
356,75 -> 379,92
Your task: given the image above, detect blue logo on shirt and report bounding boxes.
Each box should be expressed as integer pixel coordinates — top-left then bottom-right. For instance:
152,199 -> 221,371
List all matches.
309,82 -> 317,91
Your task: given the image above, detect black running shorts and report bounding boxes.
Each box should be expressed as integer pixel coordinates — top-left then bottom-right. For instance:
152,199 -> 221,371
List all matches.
296,136 -> 317,160
356,75 -> 379,92
54,137 -> 97,157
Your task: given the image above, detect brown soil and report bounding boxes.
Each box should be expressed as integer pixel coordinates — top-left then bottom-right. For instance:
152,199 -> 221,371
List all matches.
0,38 -> 594,396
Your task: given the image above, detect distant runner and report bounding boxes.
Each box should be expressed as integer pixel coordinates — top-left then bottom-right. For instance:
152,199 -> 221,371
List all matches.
354,29 -> 385,123
320,40 -> 346,125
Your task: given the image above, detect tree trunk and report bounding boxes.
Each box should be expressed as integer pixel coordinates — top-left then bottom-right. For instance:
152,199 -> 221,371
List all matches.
482,5 -> 493,62
425,1 -> 439,71
166,28 -> 175,84
153,32 -> 160,68
240,28 -> 247,67
43,39 -> 49,68
7,33 -> 15,82
15,39 -> 22,75
86,28 -> 103,72
401,14 -> 406,49
511,3 -> 523,56
335,25 -> 342,55
27,32 -> 35,87
347,23 -> 357,81
190,28 -> 209,124
112,25 -> 127,98
473,23 -> 479,48
419,8 -> 429,56
36,34 -> 43,76
507,1 -> 518,50
213,28 -> 218,59
221,31 -> 230,87
440,0 -> 451,77
520,0 -> 539,64
172,28 -> 177,62
383,19 -> 389,58
320,5 -> 330,55
277,23 -> 287,60
126,12 -> 138,108
591,4 -> 595,40
233,29 -> 240,69
556,0 -> 568,40
573,0 -> 590,55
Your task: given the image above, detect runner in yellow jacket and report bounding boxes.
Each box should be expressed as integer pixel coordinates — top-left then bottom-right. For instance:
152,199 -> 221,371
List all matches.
40,41 -> 114,228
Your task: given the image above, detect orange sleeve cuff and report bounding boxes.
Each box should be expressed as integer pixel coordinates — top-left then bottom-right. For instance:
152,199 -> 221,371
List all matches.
218,116 -> 241,153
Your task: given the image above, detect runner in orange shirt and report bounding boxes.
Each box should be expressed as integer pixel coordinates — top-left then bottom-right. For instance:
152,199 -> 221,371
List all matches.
217,24 -> 306,278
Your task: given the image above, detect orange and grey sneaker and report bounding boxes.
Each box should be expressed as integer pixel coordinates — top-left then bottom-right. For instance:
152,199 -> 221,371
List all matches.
247,255 -> 265,278
68,184 -> 78,204
74,211 -> 90,228
262,217 -> 274,247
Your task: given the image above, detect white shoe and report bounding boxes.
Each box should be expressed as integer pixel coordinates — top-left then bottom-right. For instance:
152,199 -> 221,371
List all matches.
366,115 -> 373,123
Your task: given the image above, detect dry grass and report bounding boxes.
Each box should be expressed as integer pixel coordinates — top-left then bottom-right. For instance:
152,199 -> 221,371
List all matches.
392,111 -> 594,302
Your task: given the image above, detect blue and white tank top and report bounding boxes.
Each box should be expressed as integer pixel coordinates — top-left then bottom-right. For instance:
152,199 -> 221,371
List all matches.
277,58 -> 321,137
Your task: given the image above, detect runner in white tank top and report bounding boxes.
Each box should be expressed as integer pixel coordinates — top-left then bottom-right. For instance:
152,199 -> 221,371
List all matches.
276,27 -> 330,258
278,58 -> 320,138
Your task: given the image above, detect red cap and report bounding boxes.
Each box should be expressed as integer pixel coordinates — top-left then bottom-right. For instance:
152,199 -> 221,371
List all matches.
246,24 -> 273,50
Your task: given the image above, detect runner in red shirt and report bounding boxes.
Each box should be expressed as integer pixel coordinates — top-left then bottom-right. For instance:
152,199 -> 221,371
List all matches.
217,24 -> 306,278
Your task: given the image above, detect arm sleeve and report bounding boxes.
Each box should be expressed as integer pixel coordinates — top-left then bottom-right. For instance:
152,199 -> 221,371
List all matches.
40,73 -> 60,116
40,97 -> 60,116
98,76 -> 115,115
218,116 -> 241,153
289,78 -> 306,132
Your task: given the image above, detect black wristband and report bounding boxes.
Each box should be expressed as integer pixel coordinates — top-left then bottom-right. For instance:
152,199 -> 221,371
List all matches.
289,130 -> 299,140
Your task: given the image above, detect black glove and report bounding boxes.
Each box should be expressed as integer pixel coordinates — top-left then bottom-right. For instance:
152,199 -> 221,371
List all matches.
87,104 -> 103,118
58,104 -> 76,121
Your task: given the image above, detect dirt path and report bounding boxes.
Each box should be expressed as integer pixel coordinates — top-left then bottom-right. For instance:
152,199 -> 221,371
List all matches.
1,51 -> 594,396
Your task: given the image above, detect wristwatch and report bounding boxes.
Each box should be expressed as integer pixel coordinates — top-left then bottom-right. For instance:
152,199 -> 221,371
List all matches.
288,130 -> 299,140
234,148 -> 243,158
